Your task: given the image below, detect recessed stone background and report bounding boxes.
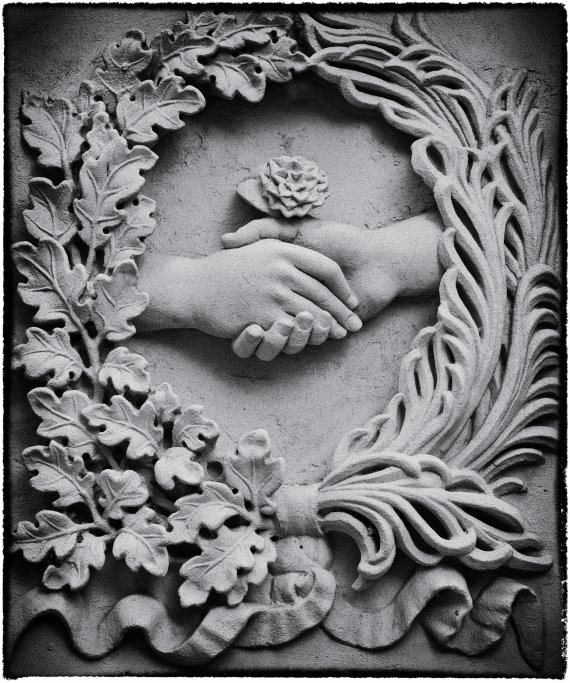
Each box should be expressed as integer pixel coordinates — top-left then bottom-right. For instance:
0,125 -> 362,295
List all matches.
5,4 -> 564,676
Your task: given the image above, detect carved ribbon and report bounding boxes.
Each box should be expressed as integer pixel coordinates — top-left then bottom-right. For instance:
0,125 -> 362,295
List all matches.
322,566 -> 544,671
10,7 -> 559,672
9,557 -> 335,665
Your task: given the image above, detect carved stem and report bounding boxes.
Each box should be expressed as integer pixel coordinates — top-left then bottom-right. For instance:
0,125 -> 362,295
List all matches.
51,269 -> 104,402
85,241 -> 97,278
69,242 -> 82,266
81,332 -> 104,402
273,483 -> 323,538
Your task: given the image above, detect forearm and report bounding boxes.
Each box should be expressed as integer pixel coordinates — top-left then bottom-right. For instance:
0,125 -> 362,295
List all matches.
375,210 -> 443,298
294,210 -> 443,301
137,211 -> 444,334
137,252 -> 205,333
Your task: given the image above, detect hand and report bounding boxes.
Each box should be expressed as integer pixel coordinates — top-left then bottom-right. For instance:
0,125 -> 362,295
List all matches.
232,310 -> 343,361
222,213 -> 443,321
138,240 -> 362,340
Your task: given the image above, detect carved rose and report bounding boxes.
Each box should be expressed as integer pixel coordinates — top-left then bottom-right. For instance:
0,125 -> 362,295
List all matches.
260,155 -> 330,218
237,155 -> 330,218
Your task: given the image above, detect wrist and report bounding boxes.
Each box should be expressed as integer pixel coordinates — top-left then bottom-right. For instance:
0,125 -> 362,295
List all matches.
137,253 -> 207,332
374,211 -> 443,298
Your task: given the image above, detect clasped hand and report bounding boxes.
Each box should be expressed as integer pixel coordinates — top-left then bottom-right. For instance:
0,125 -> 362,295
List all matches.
220,216 -> 400,360
138,212 -> 441,360
192,238 -> 362,361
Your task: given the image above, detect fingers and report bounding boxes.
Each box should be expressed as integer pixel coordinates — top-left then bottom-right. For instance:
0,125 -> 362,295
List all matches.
290,270 -> 362,332
285,243 -> 359,310
233,307 -> 353,361
231,324 -> 264,358
221,218 -> 298,249
282,292 -> 353,336
309,311 -> 332,345
283,312 -> 314,355
329,320 -> 349,339
255,317 -> 295,361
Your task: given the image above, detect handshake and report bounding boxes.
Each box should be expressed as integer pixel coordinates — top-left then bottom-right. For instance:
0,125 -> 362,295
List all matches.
138,213 -> 443,361
224,218 -> 363,361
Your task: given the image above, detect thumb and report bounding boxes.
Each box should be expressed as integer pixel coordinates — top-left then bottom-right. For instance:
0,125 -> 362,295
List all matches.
221,218 -> 297,249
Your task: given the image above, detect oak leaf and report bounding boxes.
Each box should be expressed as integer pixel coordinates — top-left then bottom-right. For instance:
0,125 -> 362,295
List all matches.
95,69 -> 141,115
22,92 -> 83,171
200,35 -> 307,103
74,117 -> 157,249
103,195 -> 156,269
28,387 -> 98,459
178,525 -> 275,607
97,469 -> 149,520
151,32 -> 216,79
82,395 -> 163,460
82,111 -> 117,161
224,429 -> 285,515
12,239 -> 89,332
154,447 -> 204,491
169,481 -> 248,544
76,80 -> 106,116
201,53 -> 266,102
225,530 -> 277,605
249,36 -> 309,83
42,532 -> 107,590
213,12 -> 292,51
12,510 -> 81,562
103,29 -> 155,76
91,261 -> 149,342
172,405 -> 219,452
117,75 -> 205,145
99,346 -> 150,394
22,441 -> 95,509
113,507 -> 169,576
148,383 -> 181,422
172,11 -> 291,51
182,11 -> 237,40
95,30 -> 155,112
14,327 -> 84,389
23,178 -> 77,244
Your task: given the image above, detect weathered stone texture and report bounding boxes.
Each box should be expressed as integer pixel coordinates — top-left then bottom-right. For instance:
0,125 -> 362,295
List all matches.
5,5 -> 564,676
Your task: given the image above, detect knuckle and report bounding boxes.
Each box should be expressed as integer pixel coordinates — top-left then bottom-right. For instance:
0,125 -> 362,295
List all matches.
271,287 -> 288,306
279,266 -> 295,284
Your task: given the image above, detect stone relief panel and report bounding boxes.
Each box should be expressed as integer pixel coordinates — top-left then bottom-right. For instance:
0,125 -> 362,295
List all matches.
5,5 -> 564,676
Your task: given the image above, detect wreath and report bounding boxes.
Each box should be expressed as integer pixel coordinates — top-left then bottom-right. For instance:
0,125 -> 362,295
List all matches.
9,10 -> 560,671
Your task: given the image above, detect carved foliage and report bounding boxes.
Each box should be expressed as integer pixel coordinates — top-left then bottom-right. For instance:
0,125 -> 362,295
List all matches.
301,11 -> 558,666
23,179 -> 78,244
318,451 -> 550,589
10,9 -> 560,670
22,92 -> 84,173
14,327 -> 84,388
93,30 -> 156,113
12,238 -> 89,333
74,112 -> 157,249
13,70 -> 221,589
116,75 -> 205,145
152,11 -> 308,102
168,430 -> 283,608
309,11 -> 559,487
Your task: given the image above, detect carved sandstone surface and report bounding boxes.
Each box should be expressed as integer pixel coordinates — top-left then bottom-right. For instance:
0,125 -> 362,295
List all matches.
8,8 -> 561,675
